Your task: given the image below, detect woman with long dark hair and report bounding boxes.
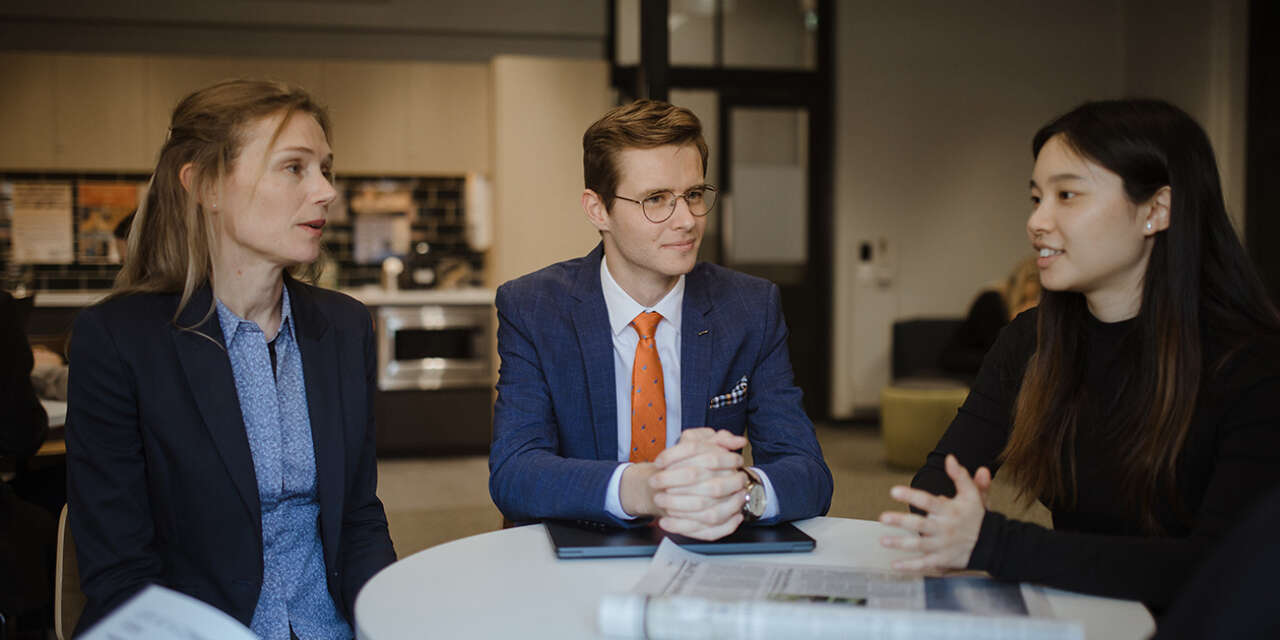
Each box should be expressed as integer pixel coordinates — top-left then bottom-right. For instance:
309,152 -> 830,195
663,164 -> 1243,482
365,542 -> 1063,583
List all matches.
878,99 -> 1280,610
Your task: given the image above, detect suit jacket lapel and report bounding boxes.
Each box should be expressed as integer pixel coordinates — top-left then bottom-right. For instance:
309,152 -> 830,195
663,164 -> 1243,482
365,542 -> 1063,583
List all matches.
287,278 -> 344,565
570,244 -> 619,461
171,285 -> 262,525
681,266 -> 714,430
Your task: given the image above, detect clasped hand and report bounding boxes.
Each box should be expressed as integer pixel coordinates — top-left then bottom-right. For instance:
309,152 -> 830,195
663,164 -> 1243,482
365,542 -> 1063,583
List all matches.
877,454 -> 990,572
639,427 -> 750,541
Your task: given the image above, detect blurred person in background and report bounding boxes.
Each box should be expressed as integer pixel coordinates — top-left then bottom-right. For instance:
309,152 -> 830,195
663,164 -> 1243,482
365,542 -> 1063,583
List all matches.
938,257 -> 1041,383
25,211 -> 139,403
0,288 -> 55,636
112,210 -> 134,264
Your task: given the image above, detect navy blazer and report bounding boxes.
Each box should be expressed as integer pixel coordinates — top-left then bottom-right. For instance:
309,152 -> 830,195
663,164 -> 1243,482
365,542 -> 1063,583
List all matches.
489,244 -> 833,526
66,278 -> 396,634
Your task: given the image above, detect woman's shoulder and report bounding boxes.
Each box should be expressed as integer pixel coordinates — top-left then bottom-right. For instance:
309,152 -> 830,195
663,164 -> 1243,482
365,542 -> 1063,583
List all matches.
995,306 -> 1038,354
69,291 -> 190,362
78,290 -> 180,330
1208,330 -> 1280,387
966,306 -> 1038,385
285,280 -> 370,332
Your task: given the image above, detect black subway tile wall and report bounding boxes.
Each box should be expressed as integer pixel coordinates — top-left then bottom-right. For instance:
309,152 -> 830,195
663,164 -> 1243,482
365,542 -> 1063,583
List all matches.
0,173 -> 484,293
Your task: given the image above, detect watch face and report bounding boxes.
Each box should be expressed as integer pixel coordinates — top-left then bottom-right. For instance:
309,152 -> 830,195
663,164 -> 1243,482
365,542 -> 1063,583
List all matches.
745,481 -> 767,518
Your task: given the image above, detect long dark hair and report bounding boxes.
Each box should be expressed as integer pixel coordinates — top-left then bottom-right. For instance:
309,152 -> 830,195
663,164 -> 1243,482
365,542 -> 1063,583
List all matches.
1000,99 -> 1280,533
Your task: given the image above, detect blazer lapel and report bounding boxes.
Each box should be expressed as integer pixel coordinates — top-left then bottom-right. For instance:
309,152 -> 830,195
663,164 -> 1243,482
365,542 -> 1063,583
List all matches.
681,266 -> 714,430
171,285 -> 262,525
287,279 -> 344,565
570,244 -> 619,461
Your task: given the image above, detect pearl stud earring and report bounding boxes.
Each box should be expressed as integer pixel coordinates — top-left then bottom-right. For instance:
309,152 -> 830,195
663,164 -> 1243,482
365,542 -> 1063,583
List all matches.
1145,221 -> 1152,231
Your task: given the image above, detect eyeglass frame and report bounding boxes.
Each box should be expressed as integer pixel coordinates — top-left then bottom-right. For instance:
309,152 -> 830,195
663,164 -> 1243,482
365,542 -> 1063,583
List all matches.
611,184 -> 719,224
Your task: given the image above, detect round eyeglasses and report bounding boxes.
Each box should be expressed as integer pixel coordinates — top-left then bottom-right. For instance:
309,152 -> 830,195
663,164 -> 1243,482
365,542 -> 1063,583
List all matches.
613,185 -> 719,223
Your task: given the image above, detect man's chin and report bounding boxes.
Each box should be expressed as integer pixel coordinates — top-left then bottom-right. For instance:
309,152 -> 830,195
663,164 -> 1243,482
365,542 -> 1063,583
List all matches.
662,257 -> 698,277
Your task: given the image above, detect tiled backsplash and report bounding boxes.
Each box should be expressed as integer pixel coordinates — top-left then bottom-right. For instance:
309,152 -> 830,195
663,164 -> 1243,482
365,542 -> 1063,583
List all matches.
0,173 -> 485,293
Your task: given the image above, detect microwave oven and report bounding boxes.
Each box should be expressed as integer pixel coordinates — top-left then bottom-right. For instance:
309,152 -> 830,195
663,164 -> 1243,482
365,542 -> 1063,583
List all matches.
375,304 -> 492,391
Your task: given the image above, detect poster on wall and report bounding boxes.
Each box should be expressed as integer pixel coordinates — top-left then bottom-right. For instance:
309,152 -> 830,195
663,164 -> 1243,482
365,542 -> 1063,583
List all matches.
10,181 -> 74,264
350,179 -> 415,264
77,181 -> 145,263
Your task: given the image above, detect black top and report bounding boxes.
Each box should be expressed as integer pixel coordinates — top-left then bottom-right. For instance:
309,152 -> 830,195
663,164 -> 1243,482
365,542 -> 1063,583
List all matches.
0,290 -> 47,458
1154,484 -> 1280,638
938,290 -> 1009,382
913,308 -> 1280,610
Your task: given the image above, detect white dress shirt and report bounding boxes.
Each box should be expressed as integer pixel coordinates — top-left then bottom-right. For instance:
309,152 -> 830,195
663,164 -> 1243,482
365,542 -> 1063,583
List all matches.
599,256 -> 779,520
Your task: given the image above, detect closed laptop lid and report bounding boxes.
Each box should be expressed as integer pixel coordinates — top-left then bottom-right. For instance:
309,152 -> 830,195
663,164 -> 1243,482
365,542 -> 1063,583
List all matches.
544,519 -> 815,559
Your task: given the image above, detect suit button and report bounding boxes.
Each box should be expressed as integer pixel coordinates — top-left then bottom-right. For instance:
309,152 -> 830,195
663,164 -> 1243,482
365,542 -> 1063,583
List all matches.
330,570 -> 339,577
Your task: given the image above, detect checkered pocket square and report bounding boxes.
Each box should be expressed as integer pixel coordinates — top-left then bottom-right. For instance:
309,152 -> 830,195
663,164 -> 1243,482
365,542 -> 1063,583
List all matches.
709,376 -> 748,409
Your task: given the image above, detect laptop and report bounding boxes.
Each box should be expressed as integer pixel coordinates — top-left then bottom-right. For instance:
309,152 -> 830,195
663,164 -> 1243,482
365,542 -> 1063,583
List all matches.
544,519 -> 816,559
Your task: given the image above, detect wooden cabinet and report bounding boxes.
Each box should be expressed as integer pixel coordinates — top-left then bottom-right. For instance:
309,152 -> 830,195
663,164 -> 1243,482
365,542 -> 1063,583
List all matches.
0,53 -> 490,176
52,55 -> 149,171
0,53 -> 57,170
0,53 -> 149,171
143,57 -> 323,165
406,63 -> 490,175
318,61 -> 413,175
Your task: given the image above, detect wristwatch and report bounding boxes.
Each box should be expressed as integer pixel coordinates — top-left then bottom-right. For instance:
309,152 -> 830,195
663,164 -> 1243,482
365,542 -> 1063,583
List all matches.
741,467 -> 767,522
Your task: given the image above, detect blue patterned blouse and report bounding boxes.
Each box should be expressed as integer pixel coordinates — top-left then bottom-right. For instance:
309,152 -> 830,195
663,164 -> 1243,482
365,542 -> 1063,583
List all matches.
217,286 -> 350,640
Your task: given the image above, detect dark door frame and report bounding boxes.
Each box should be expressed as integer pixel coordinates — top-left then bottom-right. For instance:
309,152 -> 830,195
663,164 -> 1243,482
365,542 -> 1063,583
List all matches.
606,0 -> 835,419
1247,0 -> 1280,303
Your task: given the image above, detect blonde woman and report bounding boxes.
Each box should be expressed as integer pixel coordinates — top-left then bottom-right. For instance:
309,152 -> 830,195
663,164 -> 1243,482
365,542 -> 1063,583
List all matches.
67,80 -> 395,638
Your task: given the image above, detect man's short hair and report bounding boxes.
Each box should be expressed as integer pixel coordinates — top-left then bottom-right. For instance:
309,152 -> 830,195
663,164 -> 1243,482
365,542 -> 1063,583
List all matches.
583,99 -> 709,210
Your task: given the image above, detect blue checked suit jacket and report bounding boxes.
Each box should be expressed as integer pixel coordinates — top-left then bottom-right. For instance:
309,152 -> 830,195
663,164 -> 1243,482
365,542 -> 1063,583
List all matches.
489,244 -> 833,526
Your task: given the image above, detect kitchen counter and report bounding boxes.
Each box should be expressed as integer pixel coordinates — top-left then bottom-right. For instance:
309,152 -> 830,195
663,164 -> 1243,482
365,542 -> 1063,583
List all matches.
342,286 -> 494,307
25,285 -> 497,457
30,286 -> 495,308
31,290 -> 110,307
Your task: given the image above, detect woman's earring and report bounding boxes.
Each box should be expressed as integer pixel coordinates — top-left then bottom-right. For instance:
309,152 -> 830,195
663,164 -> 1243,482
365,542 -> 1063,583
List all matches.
1145,221 -> 1152,232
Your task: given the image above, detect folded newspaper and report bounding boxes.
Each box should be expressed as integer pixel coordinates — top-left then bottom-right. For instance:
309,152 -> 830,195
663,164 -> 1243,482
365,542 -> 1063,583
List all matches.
79,584 -> 257,640
598,539 -> 1082,640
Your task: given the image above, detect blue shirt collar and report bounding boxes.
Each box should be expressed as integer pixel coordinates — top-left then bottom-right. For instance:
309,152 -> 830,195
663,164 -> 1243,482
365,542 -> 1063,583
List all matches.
215,283 -> 295,348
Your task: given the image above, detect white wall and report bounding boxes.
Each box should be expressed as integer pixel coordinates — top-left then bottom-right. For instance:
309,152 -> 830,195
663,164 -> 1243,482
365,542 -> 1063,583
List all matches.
1123,0 -> 1248,232
831,0 -> 1127,416
488,56 -> 613,288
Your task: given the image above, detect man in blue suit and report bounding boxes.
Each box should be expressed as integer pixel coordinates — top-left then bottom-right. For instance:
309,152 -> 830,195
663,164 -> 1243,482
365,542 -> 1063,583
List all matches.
489,100 -> 832,541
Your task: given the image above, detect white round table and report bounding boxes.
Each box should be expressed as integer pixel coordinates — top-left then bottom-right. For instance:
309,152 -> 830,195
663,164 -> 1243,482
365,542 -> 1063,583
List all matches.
355,517 -> 1154,639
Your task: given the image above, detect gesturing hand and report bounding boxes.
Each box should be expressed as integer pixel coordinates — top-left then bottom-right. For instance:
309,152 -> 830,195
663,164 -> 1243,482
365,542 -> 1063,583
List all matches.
877,454 -> 990,571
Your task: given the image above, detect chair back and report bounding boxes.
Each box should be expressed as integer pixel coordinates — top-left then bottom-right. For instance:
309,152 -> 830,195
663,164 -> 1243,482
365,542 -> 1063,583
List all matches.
891,317 -> 964,380
55,505 -> 85,640
11,293 -> 34,334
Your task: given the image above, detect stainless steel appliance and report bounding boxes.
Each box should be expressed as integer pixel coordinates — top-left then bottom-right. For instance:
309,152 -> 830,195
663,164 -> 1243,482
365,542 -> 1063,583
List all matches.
376,304 -> 492,391
373,302 -> 494,456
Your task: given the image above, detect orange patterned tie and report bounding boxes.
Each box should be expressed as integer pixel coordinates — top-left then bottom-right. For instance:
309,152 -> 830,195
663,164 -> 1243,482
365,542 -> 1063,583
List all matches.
629,311 -> 666,463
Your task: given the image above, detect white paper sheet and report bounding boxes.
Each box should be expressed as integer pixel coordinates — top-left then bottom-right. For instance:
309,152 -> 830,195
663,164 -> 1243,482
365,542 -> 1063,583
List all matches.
599,539 -> 1082,640
10,181 -> 73,264
79,585 -> 257,640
